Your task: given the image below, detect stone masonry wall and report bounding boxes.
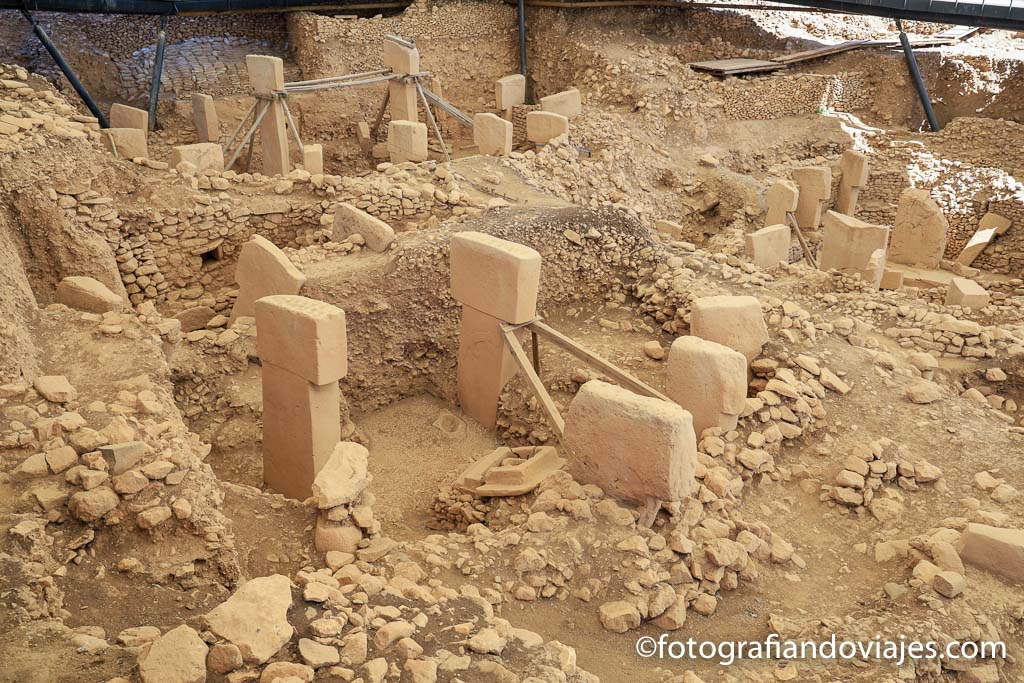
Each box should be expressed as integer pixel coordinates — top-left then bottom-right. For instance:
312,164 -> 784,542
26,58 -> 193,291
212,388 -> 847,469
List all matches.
856,117 -> 1024,276
52,162 -> 488,313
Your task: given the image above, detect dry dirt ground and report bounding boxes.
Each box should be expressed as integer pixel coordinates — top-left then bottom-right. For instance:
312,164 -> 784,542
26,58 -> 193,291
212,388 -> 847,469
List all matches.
1,3 -> 1024,683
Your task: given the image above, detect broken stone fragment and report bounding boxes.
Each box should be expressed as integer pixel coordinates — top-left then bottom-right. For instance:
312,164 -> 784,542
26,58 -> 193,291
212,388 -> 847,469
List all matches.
68,486 -> 119,522
138,624 -> 208,683
33,375 -> 77,403
598,601 -> 641,633
298,638 -> 340,668
906,380 -> 941,404
313,442 -> 369,508
100,441 -> 146,475
55,276 -> 123,313
203,574 -> 294,664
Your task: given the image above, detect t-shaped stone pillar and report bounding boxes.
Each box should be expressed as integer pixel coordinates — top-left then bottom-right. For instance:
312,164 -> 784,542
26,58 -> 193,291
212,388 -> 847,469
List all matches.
256,295 -> 347,500
835,150 -> 869,216
384,40 -> 420,122
764,180 -> 798,227
450,231 -> 541,428
246,55 -> 290,177
791,167 -> 832,229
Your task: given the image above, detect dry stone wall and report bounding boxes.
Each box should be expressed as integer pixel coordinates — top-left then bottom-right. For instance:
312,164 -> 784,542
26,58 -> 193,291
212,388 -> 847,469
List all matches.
56,163 -> 484,313
720,72 -> 871,120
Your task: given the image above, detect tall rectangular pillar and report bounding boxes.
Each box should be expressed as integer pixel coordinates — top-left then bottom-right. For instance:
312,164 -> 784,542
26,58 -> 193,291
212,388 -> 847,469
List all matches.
246,55 -> 290,177
450,232 -> 542,429
261,363 -> 340,500
256,295 -> 347,499
389,81 -> 418,123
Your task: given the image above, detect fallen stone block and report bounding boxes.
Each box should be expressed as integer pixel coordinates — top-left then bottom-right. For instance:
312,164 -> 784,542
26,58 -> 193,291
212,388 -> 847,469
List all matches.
312,442 -> 369,508
880,268 -> 904,290
33,375 -> 76,403
890,188 -> 948,268
332,203 -> 395,253
100,441 -> 146,475
666,336 -> 747,436
959,523 -> 1024,582
744,224 -> 790,269
655,220 -> 682,240
474,446 -> 566,497
55,276 -> 123,313
563,380 -> 697,503
818,210 -> 889,276
945,277 -> 990,309
170,143 -> 224,174
689,295 -> 769,362
138,625 -> 207,683
956,212 -> 1011,266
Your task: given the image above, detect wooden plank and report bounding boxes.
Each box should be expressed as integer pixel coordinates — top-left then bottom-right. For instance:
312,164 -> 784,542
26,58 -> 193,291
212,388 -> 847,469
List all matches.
770,39 -> 870,64
500,325 -> 565,439
528,321 -> 672,403
688,58 -> 786,77
787,212 -> 818,270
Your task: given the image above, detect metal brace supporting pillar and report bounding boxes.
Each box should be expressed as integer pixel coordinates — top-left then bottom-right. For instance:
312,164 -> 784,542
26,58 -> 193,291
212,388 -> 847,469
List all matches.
20,9 -> 108,128
896,19 -> 940,132
147,15 -> 169,132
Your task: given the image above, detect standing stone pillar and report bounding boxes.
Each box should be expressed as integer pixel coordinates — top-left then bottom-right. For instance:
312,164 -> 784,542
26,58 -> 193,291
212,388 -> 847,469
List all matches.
246,55 -> 290,177
384,40 -> 420,123
450,232 -> 542,429
835,150 -> 869,216
792,167 -> 832,230
256,295 -> 347,500
765,180 -> 798,226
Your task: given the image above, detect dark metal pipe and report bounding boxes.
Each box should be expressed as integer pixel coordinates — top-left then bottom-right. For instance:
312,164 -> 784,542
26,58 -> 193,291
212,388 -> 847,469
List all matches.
517,0 -> 529,103
896,19 -> 940,132
20,9 -> 109,128
147,15 -> 168,131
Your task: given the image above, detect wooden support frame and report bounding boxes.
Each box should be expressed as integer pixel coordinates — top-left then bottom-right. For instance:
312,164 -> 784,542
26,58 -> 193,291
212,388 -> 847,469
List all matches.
787,211 -> 819,270
530,320 -> 670,402
500,324 -> 565,439
497,317 -> 671,440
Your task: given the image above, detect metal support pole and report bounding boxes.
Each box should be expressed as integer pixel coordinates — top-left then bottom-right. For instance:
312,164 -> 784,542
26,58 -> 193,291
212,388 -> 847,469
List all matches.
148,15 -> 169,132
517,0 -> 529,103
20,9 -> 108,128
896,19 -> 940,132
